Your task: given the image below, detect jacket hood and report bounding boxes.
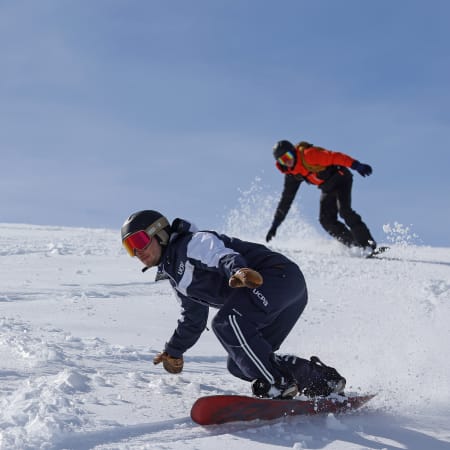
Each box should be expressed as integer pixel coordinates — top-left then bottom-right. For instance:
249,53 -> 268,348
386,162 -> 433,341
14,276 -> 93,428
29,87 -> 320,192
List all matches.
169,218 -> 199,242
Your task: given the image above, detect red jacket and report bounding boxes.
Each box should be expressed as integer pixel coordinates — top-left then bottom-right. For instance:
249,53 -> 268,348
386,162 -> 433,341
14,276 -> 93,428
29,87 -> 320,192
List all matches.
276,144 -> 355,186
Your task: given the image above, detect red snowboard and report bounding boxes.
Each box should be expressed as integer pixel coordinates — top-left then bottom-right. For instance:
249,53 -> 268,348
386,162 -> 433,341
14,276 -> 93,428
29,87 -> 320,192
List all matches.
191,393 -> 375,425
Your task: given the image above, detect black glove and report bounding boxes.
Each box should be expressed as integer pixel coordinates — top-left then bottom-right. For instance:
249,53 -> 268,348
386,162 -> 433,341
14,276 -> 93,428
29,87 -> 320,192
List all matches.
266,226 -> 277,242
351,161 -> 372,177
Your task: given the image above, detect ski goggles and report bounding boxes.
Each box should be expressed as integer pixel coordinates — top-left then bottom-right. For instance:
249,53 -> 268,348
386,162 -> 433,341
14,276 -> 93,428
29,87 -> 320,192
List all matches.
122,230 -> 153,256
277,151 -> 294,166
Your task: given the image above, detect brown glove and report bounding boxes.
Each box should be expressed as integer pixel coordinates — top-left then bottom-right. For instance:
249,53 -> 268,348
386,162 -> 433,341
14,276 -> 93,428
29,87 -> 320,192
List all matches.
153,351 -> 184,374
229,268 -> 263,289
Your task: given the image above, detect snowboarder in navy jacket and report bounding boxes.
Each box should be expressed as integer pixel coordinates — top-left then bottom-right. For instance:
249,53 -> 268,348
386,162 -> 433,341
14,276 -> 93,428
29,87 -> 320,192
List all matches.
121,210 -> 346,399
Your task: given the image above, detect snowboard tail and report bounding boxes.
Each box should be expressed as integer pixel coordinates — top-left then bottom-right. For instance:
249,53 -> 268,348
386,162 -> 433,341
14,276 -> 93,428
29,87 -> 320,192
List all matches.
191,393 -> 375,425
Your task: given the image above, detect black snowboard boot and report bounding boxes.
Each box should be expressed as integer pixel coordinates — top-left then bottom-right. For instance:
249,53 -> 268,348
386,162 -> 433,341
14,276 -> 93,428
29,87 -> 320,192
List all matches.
302,356 -> 346,397
272,354 -> 346,398
251,377 -> 299,399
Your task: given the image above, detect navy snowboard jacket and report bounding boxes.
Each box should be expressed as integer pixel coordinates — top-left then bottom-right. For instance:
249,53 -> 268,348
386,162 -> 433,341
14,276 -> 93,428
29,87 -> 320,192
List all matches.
159,218 -> 293,358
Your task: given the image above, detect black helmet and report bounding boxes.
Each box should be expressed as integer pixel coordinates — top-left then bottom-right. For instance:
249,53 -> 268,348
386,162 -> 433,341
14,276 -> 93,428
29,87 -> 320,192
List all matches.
273,140 -> 296,160
121,210 -> 171,246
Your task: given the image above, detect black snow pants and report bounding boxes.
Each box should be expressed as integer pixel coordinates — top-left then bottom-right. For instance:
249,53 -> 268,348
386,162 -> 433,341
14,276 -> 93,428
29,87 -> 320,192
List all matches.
318,168 -> 374,248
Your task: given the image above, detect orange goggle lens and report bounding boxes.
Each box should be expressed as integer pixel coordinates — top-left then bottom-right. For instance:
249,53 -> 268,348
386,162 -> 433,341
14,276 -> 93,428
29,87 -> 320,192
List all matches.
277,151 -> 294,166
122,230 -> 153,256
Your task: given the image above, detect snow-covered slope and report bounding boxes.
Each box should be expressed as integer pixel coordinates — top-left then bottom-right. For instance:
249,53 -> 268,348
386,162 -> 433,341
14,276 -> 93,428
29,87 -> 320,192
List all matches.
0,219 -> 449,450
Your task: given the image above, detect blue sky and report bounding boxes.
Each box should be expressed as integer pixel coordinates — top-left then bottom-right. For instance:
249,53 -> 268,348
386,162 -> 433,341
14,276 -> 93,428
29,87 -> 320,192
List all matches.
1,1 -> 449,246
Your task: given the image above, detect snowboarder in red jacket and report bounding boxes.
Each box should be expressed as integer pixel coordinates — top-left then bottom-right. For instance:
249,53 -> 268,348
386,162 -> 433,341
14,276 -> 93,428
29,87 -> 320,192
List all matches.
267,140 -> 377,251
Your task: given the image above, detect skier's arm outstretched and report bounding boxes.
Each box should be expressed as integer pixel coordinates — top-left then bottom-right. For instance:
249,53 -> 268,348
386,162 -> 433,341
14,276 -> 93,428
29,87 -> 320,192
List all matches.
266,175 -> 302,242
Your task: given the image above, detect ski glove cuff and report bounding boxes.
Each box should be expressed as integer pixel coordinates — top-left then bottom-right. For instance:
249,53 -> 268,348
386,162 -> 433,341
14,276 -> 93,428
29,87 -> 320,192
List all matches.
351,160 -> 373,177
229,268 -> 264,289
153,351 -> 184,374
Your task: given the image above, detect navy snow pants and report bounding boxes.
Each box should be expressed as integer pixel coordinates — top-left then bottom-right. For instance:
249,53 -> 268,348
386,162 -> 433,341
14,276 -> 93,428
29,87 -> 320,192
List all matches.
211,260 -> 307,384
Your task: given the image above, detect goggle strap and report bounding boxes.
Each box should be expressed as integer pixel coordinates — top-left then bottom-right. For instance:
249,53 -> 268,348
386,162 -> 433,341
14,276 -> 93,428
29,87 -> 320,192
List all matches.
145,217 -> 170,246
153,228 -> 170,246
145,217 -> 170,236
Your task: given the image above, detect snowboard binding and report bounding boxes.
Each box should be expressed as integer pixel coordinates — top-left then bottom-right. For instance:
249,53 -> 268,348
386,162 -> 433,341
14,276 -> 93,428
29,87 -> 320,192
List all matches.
302,356 -> 346,397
